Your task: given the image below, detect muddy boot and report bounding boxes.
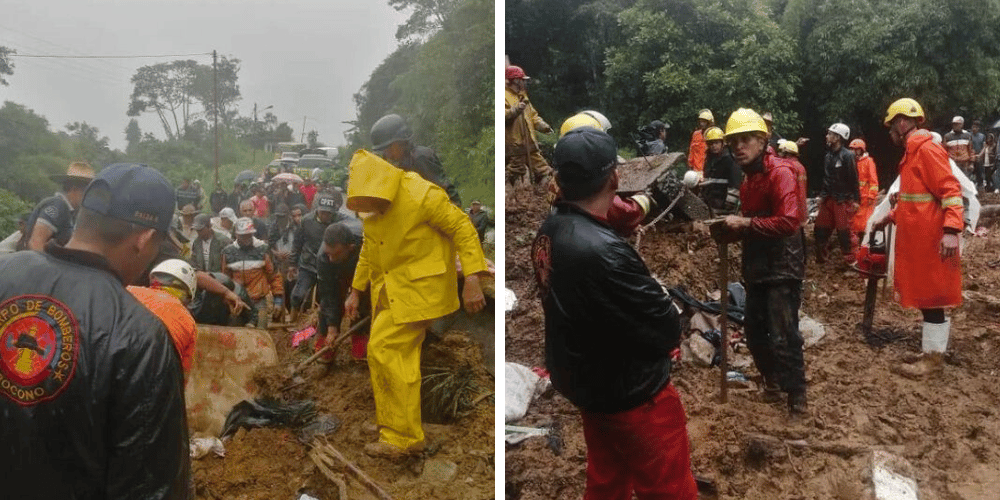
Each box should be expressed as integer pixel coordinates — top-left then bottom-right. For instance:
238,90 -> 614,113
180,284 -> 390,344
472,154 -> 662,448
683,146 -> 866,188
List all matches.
893,352 -> 944,379
760,379 -> 783,403
814,228 -> 831,263
788,390 -> 808,417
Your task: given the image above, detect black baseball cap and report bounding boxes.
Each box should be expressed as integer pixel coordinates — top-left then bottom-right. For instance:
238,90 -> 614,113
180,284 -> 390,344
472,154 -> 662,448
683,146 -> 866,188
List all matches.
315,193 -> 339,213
81,163 -> 175,234
554,128 -> 618,198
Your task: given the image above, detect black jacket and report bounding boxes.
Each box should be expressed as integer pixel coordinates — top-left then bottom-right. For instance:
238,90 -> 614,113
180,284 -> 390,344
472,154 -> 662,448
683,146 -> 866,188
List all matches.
317,216 -> 363,329
703,150 -> 741,210
400,146 -> 462,206
292,211 -> 347,273
0,245 -> 190,499
534,203 -> 680,414
821,146 -> 859,202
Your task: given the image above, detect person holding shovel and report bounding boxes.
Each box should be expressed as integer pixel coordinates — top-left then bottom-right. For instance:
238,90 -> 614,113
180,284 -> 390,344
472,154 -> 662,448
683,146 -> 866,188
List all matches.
342,150 -> 488,458
533,127 -> 698,499
711,108 -> 807,417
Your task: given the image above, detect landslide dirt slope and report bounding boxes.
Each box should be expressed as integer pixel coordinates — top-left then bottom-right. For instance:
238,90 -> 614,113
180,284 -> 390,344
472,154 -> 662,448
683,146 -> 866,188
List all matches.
505,188 -> 1000,500
193,324 -> 496,500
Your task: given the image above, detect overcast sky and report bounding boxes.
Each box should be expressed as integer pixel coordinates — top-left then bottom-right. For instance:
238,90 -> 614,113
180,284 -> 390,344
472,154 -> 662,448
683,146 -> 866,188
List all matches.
0,0 -> 409,151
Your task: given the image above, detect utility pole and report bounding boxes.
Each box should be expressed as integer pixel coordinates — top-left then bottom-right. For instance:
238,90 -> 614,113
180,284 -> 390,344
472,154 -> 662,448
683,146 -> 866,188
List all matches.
213,49 -> 220,188
300,115 -> 307,143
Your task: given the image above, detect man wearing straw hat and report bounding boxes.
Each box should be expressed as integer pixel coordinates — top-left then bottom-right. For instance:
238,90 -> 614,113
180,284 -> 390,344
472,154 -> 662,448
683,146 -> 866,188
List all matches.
21,162 -> 95,251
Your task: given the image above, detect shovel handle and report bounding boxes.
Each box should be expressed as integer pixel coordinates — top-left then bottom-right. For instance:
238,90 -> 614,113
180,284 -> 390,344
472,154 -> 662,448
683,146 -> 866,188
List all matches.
293,316 -> 371,373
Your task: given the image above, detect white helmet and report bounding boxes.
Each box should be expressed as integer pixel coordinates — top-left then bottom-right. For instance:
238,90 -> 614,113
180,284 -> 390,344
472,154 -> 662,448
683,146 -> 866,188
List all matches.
581,110 -> 612,131
683,170 -> 701,188
150,259 -> 197,302
828,123 -> 850,141
311,167 -> 322,181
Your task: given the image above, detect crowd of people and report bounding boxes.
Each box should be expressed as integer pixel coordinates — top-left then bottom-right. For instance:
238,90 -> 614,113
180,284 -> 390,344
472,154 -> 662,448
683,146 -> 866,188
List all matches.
525,96 -> 967,499
0,112 -> 493,496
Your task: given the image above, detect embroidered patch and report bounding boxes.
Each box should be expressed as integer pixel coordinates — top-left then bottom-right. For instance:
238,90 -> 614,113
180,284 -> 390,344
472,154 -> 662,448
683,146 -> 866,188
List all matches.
0,295 -> 79,406
532,235 -> 552,297
43,204 -> 59,220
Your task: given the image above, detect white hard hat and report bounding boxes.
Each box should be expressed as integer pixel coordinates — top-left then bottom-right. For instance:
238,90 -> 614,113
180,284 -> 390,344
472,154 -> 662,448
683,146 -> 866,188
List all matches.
683,170 -> 701,188
150,258 -> 197,302
931,131 -> 943,144
311,168 -> 322,181
952,116 -> 964,124
234,217 -> 256,235
828,123 -> 850,141
581,110 -> 612,131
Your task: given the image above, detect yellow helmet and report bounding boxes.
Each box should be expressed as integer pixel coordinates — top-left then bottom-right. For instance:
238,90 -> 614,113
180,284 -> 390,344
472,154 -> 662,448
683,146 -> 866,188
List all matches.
724,108 -> 768,137
698,109 -> 714,122
704,126 -> 724,142
559,113 -> 604,138
884,98 -> 925,127
778,139 -> 799,156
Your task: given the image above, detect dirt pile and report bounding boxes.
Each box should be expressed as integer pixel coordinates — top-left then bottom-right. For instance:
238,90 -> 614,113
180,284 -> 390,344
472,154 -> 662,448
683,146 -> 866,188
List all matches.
193,316 -> 495,499
505,188 -> 1000,500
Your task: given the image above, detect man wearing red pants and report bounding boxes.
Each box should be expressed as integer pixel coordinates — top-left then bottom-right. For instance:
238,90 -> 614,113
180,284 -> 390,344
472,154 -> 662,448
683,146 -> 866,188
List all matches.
532,128 -> 697,499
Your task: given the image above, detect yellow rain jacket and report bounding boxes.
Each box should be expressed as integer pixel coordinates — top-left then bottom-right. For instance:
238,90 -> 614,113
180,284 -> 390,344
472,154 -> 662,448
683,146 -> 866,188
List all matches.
505,87 -> 549,158
348,150 -> 488,323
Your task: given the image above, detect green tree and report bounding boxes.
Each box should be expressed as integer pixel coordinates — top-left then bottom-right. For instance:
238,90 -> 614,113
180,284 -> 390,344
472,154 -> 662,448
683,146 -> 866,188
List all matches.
0,46 -> 14,86
389,0 -> 460,40
125,118 -> 141,154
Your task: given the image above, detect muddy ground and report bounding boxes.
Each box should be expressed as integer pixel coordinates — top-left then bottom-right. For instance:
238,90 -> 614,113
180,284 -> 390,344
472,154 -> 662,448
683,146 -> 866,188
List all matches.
505,186 -> 1000,500
192,309 -> 496,500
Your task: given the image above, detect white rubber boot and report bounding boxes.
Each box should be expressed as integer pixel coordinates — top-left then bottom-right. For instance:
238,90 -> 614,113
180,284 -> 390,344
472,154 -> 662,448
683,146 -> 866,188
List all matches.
922,319 -> 950,353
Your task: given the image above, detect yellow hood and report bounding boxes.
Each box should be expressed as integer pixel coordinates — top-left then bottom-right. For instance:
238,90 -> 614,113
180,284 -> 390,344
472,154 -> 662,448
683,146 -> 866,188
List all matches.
346,149 -> 404,212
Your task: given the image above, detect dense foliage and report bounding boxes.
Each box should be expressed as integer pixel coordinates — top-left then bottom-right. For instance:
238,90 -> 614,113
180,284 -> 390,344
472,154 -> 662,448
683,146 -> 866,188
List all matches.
507,0 -> 1000,188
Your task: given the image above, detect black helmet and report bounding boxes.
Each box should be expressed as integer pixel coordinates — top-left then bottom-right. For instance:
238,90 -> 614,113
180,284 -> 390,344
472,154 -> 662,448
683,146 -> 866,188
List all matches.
370,114 -> 413,152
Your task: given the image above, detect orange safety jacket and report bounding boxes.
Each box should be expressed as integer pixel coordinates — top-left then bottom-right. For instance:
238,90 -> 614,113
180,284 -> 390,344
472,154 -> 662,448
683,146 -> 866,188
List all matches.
128,286 -> 197,378
889,130 -> 963,309
688,129 -> 706,172
851,153 -> 880,233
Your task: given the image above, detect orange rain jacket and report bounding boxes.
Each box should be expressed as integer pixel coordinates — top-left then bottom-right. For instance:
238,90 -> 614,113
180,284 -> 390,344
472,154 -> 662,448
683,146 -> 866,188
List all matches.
688,129 -> 706,172
890,130 -> 963,309
128,286 -> 197,377
851,153 -> 880,233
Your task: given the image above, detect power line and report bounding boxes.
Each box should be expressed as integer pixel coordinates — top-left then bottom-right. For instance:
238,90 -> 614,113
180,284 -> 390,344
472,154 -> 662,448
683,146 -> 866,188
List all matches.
9,52 -> 212,59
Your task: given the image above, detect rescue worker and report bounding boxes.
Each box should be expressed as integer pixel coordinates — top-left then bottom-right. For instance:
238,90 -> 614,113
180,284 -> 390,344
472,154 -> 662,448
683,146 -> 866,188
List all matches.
316,220 -> 369,362
342,150 -> 488,458
553,114 -> 654,238
21,161 -> 95,251
970,119 -> 986,190
688,109 -> 713,173
777,140 -> 809,230
815,122 -> 860,264
129,258 -> 198,378
874,98 -> 963,379
190,213 -> 231,273
290,192 -> 347,320
849,139 -> 880,243
701,125 -> 741,214
216,207 -> 238,238
533,127 -> 698,499
505,65 -> 554,186
222,218 -> 284,328
943,116 -> 974,178
711,108 -> 807,416
370,113 -> 462,206
0,162 -> 190,498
